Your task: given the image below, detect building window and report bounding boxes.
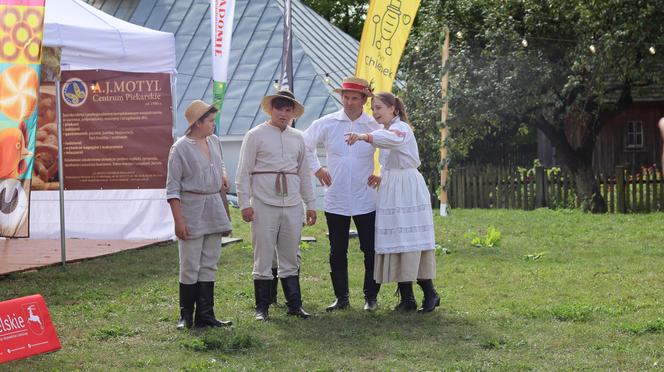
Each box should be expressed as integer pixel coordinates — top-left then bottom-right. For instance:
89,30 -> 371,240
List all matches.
625,121 -> 644,150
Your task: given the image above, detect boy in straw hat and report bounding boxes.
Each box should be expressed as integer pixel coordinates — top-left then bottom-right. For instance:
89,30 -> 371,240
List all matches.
302,77 -> 383,312
166,100 -> 233,329
236,90 -> 317,320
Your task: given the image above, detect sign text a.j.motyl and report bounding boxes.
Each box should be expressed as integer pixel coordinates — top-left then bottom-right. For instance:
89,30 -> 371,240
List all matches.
59,70 -> 173,190
0,295 -> 61,364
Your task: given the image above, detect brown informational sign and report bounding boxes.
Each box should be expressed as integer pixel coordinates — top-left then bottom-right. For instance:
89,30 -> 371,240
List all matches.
59,70 -> 172,190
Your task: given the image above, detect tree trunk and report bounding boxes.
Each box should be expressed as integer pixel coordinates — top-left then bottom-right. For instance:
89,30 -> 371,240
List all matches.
533,118 -> 607,213
572,162 -> 607,213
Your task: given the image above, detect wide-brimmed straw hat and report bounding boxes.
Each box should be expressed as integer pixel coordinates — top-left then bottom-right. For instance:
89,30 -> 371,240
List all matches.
185,100 -> 218,131
333,76 -> 373,97
260,89 -> 305,118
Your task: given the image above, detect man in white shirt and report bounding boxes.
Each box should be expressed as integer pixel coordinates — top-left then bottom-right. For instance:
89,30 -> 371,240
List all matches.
303,77 -> 382,312
236,90 -> 317,321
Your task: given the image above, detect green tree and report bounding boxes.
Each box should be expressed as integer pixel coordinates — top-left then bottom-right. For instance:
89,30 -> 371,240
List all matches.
301,0 -> 370,40
400,0 -> 664,212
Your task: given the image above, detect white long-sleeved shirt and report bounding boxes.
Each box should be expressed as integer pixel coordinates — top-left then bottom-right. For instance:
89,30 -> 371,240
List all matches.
369,117 -> 422,171
236,122 -> 315,211
303,110 -> 381,216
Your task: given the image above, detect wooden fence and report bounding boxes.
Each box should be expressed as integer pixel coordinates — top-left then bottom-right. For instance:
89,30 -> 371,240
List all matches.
449,165 -> 664,213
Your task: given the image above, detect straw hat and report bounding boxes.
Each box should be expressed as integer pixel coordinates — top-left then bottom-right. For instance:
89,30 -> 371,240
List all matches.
184,100 -> 218,130
260,89 -> 305,118
333,76 -> 373,97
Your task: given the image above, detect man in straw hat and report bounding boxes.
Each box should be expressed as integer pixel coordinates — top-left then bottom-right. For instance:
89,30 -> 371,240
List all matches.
302,77 -> 383,312
166,100 -> 233,329
236,89 -> 317,321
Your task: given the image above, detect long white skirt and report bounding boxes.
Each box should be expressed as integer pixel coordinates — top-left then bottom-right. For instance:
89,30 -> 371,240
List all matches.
375,168 -> 436,254
374,168 -> 436,283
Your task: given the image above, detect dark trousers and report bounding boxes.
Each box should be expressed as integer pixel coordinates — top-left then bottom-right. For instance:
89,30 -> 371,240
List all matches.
325,211 -> 380,299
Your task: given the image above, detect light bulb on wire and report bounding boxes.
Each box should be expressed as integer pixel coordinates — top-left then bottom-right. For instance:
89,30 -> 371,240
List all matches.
273,79 -> 280,90
455,31 -> 463,40
589,44 -> 596,54
414,44 -> 421,53
521,39 -> 528,48
649,46 -> 656,55
324,73 -> 330,84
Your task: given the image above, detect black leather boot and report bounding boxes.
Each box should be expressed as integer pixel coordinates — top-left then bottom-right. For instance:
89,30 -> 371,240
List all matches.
281,276 -> 310,319
394,282 -> 417,312
363,270 -> 381,312
177,283 -> 197,330
326,271 -> 349,312
270,268 -> 279,306
194,281 -> 232,328
254,279 -> 272,321
417,279 -> 440,313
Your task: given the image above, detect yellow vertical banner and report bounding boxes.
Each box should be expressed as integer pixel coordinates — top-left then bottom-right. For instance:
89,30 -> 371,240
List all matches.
355,0 -> 420,174
355,0 -> 420,100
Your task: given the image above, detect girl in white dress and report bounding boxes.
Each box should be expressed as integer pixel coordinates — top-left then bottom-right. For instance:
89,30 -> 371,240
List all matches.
345,92 -> 440,313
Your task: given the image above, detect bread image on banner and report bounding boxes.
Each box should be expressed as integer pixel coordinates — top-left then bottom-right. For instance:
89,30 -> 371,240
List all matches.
31,85 -> 60,190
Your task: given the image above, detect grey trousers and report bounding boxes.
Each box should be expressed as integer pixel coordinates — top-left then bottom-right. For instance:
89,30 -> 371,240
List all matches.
178,233 -> 223,284
251,198 -> 303,280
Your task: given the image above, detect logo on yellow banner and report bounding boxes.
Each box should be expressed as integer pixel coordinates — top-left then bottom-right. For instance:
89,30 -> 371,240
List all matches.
355,0 -> 420,95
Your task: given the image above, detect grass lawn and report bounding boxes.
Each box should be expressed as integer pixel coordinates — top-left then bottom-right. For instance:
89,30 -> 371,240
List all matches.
1,208 -> 664,370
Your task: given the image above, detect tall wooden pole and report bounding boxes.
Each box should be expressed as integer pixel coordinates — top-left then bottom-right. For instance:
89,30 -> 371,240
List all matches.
439,27 -> 450,216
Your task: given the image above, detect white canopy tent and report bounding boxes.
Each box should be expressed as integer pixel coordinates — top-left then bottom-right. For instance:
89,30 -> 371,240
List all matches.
29,0 -> 177,240
43,0 -> 176,73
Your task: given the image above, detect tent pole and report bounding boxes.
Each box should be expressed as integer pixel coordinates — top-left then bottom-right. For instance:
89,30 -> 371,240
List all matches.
55,79 -> 66,266
170,73 -> 177,139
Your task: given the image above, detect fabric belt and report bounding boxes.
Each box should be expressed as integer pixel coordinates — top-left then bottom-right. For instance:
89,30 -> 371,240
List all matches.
182,190 -> 222,196
251,171 -> 297,196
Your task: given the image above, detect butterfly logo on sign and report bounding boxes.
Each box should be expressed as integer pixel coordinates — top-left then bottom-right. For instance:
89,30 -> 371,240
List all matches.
24,303 -> 45,335
61,78 -> 88,107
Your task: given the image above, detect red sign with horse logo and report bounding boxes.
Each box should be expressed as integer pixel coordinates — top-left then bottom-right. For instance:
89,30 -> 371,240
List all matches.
0,294 -> 61,364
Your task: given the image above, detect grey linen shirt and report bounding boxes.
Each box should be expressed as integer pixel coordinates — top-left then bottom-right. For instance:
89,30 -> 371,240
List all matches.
236,122 -> 315,210
166,135 -> 232,239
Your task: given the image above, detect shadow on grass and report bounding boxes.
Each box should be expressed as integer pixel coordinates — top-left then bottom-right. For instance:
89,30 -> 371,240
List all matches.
263,306 -> 489,365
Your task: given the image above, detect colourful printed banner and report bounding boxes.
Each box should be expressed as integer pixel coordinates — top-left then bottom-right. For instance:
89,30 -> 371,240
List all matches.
0,0 -> 45,237
210,0 -> 235,134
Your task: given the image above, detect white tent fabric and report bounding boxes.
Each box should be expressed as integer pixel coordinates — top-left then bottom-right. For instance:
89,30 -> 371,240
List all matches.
29,0 -> 176,240
43,0 -> 177,73
30,190 -> 173,240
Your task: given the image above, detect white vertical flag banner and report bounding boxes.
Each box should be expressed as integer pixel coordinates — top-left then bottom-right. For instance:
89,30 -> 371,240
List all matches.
279,0 -> 294,93
210,0 -> 236,134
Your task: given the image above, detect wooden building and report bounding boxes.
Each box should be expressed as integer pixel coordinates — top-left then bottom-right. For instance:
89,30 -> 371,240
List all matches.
538,94 -> 664,175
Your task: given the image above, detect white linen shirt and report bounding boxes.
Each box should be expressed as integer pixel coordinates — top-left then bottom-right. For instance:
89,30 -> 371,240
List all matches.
235,122 -> 315,211
303,110 -> 381,216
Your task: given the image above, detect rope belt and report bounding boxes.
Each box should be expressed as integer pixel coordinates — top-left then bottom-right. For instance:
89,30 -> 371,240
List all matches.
251,171 -> 297,196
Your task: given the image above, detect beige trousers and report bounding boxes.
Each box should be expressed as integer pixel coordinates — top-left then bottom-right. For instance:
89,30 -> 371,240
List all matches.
178,233 -> 223,284
252,198 -> 303,280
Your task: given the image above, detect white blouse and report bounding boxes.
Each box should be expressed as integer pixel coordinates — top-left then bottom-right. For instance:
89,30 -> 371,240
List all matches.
369,117 -> 421,171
